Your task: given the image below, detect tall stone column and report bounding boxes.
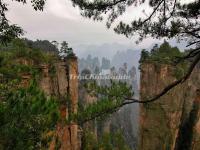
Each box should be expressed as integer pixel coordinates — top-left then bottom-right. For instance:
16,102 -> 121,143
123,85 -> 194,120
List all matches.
39,64 -> 52,96
66,55 -> 79,150
49,56 -> 79,150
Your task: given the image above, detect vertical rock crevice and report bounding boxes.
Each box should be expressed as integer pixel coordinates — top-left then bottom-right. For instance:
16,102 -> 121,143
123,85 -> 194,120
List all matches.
174,90 -> 200,150
38,56 -> 79,150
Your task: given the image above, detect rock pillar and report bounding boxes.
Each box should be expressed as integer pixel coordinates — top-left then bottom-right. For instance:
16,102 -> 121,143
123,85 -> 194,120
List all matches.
66,55 -> 79,150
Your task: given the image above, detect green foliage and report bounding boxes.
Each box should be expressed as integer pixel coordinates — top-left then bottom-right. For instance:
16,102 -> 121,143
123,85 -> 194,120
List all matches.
60,41 -> 74,58
81,130 -> 99,150
76,81 -> 133,124
54,136 -> 62,150
49,64 -> 56,77
140,41 -> 183,64
0,39 -> 59,64
139,49 -> 150,66
172,64 -> 187,80
0,81 -> 59,150
0,0 -> 45,44
82,130 -> 131,150
0,79 -> 20,99
24,39 -> 59,53
71,0 -> 200,48
0,38 -> 59,82
139,41 -> 188,79
0,38 -> 61,149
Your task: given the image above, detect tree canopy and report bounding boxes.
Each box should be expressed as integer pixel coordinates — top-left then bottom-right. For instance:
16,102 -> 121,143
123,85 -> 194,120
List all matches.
140,40 -> 183,64
71,0 -> 200,44
60,41 -> 74,58
0,42 -> 60,149
0,0 -> 45,44
2,0 -> 200,57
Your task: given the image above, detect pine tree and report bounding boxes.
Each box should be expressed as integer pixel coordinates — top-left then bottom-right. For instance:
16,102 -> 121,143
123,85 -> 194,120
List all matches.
60,41 -> 74,58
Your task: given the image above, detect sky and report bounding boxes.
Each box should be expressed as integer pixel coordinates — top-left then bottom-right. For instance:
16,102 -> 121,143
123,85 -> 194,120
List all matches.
6,0 -> 191,58
6,0 -> 159,48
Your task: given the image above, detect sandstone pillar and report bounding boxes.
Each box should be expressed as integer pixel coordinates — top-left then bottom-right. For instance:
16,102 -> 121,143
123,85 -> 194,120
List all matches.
66,55 -> 79,150
49,56 -> 79,150
39,64 -> 52,96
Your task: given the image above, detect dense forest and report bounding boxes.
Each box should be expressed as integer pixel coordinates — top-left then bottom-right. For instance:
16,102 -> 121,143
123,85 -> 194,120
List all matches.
0,39 -> 60,149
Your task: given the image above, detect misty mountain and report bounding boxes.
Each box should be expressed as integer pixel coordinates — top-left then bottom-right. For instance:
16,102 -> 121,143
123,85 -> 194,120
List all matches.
74,43 -> 139,59
74,38 -> 188,60
111,49 -> 141,74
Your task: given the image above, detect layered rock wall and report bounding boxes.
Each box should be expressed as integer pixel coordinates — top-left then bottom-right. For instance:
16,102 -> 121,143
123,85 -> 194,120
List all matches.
139,63 -> 200,150
38,57 -> 79,150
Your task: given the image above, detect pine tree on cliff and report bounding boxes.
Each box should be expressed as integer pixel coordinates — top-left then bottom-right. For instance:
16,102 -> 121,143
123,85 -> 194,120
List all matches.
60,41 -> 74,58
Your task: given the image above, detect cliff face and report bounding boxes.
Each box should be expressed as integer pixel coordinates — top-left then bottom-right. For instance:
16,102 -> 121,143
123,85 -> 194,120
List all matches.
139,63 -> 200,150
20,57 -> 79,150
46,57 -> 79,150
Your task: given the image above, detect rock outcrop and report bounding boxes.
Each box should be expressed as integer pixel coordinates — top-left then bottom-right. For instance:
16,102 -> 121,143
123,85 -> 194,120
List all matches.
46,56 -> 79,150
139,63 -> 200,150
19,56 -> 79,150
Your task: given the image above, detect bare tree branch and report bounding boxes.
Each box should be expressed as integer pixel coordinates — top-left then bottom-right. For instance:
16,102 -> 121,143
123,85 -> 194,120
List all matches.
72,0 -> 128,11
186,40 -> 200,47
140,0 -> 164,26
175,48 -> 200,63
164,0 -> 176,21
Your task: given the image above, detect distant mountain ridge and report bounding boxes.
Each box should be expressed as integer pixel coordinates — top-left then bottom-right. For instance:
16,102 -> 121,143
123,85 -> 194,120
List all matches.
74,39 -> 188,60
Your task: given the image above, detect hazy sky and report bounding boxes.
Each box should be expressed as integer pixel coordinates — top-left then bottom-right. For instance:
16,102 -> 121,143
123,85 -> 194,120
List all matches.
6,0 -> 160,49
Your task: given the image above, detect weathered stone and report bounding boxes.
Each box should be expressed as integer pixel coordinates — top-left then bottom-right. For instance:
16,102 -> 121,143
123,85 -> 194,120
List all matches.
139,63 -> 200,150
39,58 -> 79,150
